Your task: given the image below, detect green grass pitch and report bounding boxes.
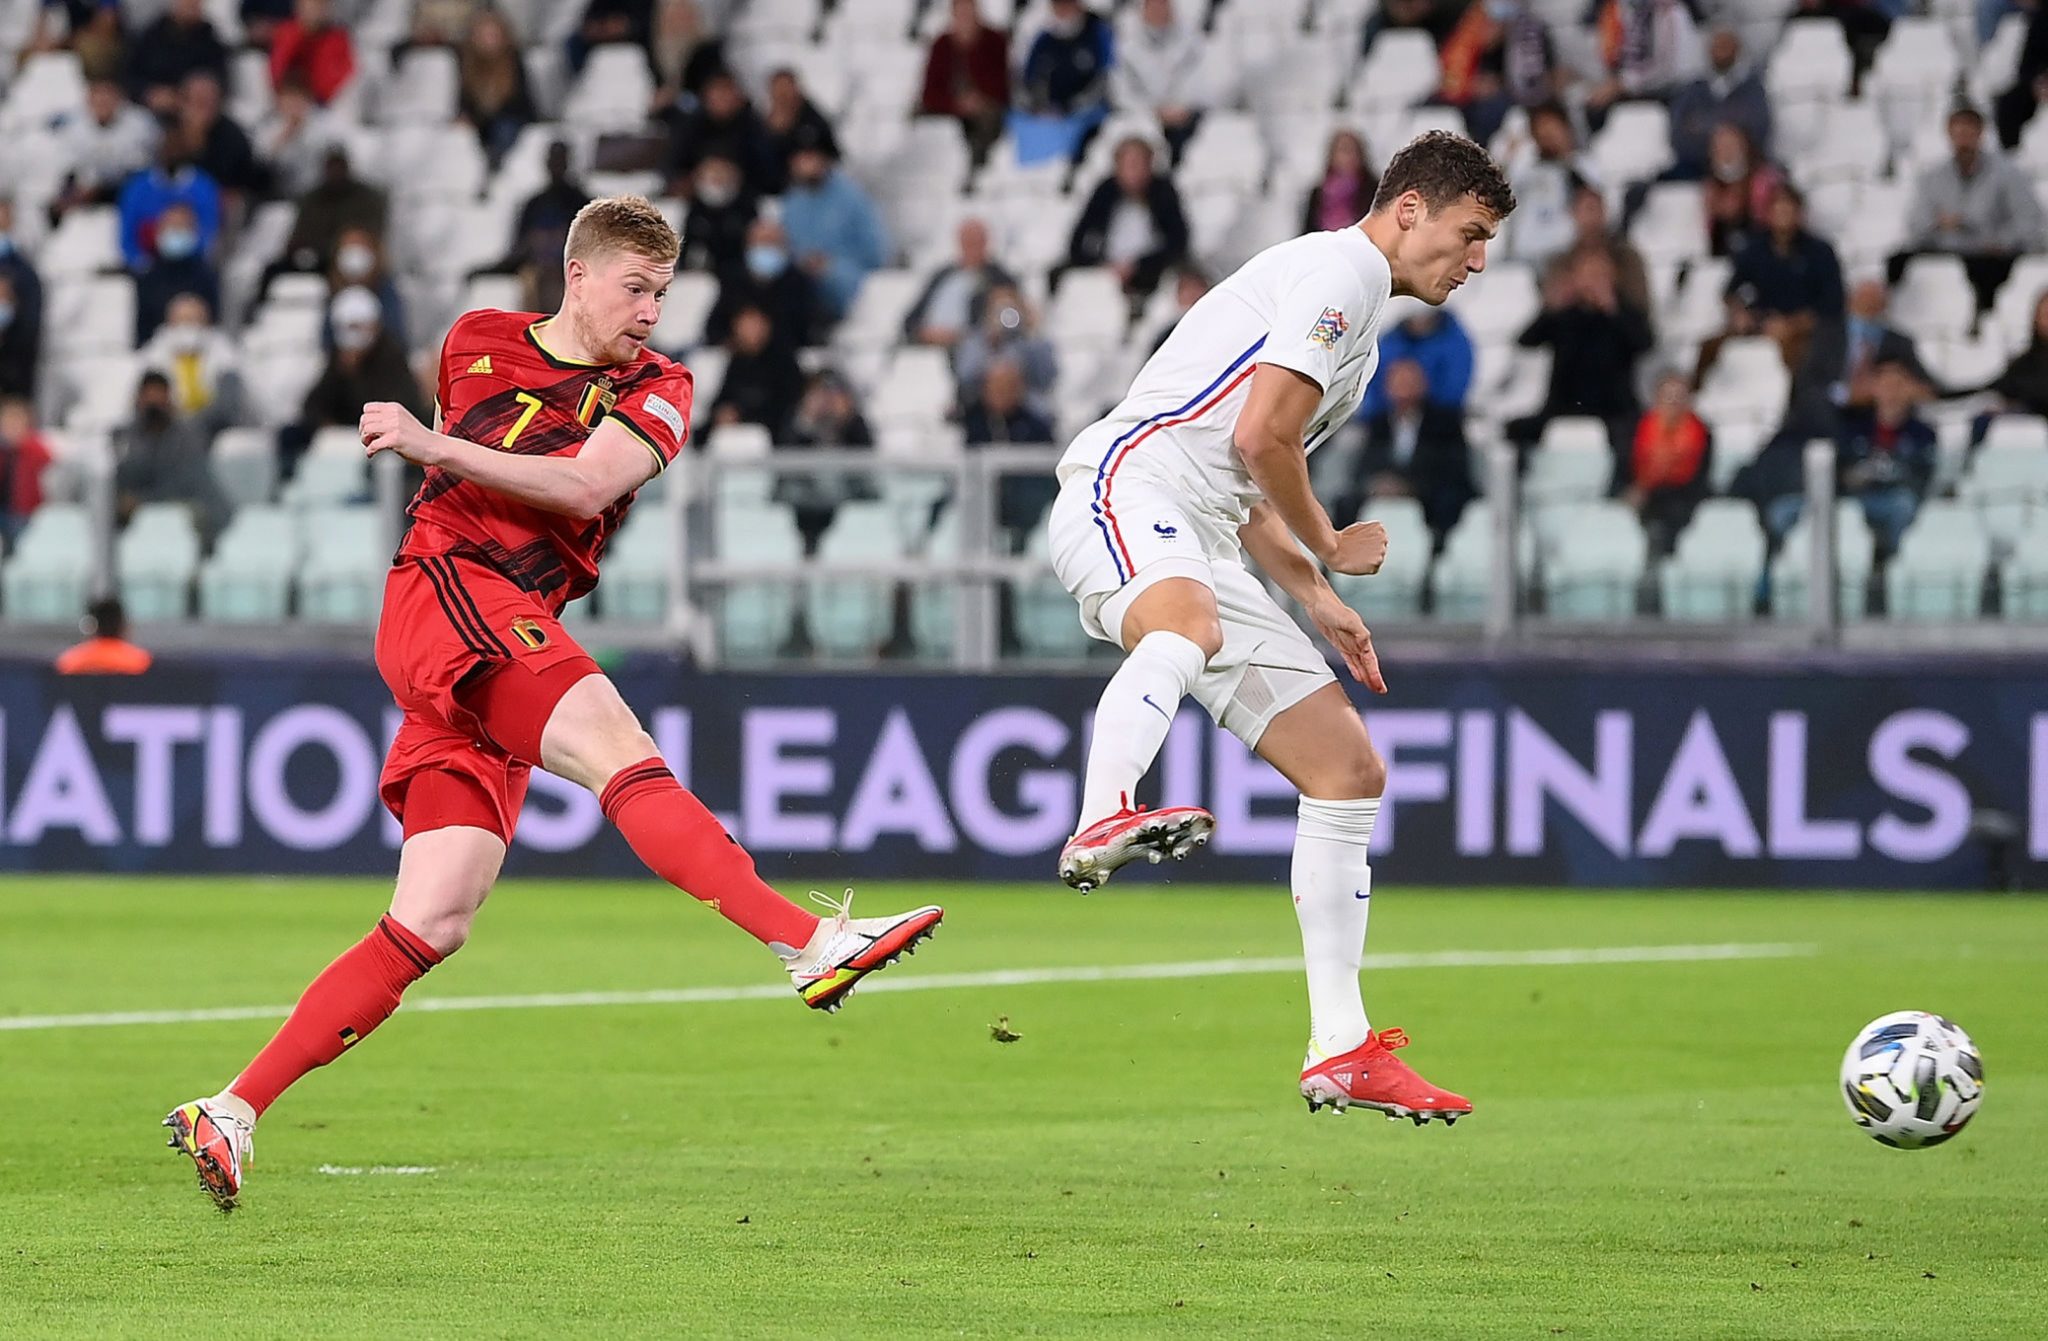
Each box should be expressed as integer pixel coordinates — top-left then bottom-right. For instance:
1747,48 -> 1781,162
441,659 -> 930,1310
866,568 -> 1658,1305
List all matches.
2,878 -> 2044,1338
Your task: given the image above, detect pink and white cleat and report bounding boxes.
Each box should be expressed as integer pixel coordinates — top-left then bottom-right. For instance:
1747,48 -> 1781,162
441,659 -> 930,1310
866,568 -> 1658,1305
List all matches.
163,1097 -> 254,1211
1056,796 -> 1215,892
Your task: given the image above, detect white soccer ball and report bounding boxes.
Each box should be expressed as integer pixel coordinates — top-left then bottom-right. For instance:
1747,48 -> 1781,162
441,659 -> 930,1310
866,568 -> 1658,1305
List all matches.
1840,1011 -> 1984,1149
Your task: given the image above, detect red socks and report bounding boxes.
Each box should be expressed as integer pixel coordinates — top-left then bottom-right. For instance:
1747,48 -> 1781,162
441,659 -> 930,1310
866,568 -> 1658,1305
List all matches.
600,758 -> 820,951
231,916 -> 442,1116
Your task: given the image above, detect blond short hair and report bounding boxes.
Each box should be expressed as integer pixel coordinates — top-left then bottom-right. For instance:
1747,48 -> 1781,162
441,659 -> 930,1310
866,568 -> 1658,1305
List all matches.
564,195 -> 680,267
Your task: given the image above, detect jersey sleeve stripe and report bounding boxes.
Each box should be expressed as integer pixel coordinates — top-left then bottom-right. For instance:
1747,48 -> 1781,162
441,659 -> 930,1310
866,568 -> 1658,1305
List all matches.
612,414 -> 673,473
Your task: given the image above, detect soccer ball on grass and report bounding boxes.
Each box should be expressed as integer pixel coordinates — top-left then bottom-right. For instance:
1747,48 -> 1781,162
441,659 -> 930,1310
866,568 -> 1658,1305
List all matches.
1840,1011 -> 1983,1149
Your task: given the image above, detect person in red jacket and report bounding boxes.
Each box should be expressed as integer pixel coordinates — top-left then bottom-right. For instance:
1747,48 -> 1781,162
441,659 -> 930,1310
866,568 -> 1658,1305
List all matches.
920,0 -> 1010,165
56,598 -> 154,676
269,0 -> 355,105
0,394 -> 52,547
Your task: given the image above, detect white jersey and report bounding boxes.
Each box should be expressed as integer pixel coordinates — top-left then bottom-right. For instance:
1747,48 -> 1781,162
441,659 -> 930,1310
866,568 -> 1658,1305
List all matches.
1056,226 -> 1395,529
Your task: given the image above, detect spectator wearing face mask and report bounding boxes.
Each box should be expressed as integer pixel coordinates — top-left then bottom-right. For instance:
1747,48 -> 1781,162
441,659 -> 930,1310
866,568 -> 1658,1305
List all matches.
134,202 -> 221,344
115,371 -> 232,543
285,286 -> 428,473
681,152 -> 758,277
138,291 -> 247,427
325,226 -> 409,349
780,142 -> 890,321
706,216 -> 823,353
118,132 -> 223,275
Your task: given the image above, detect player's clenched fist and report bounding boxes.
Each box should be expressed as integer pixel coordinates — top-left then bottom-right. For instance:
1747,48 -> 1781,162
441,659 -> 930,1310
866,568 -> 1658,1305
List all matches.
360,402 -> 435,464
1321,520 -> 1388,576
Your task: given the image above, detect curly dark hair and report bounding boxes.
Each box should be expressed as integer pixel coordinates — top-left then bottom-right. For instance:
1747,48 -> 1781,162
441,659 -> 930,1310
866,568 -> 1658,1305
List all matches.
1369,130 -> 1516,220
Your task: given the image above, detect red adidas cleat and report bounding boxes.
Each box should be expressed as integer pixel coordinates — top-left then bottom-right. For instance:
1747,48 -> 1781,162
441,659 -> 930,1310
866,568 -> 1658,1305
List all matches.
1300,1028 -> 1473,1125
1056,797 -> 1214,892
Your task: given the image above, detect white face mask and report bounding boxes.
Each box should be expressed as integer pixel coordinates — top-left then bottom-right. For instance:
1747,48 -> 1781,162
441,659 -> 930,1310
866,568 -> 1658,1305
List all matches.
165,324 -> 206,354
336,242 -> 376,279
335,322 -> 376,352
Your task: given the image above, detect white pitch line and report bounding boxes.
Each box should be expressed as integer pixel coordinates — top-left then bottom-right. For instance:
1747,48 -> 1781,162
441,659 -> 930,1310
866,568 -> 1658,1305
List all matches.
0,942 -> 1813,1033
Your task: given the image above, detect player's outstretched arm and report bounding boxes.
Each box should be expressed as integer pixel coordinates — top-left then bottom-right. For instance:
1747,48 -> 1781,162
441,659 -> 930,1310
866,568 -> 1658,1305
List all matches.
361,402 -> 657,518
1233,364 -> 1383,577
1238,502 -> 1387,694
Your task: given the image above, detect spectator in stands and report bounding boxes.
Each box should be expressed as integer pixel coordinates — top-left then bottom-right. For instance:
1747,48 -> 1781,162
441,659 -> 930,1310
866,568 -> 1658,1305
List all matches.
1566,183 -> 1651,318
1830,354 -> 1936,555
55,598 -> 153,676
1984,292 -> 2048,422
1895,105 -> 2045,313
130,0 -> 230,116
780,142 -> 890,322
711,303 -> 804,440
1625,371 -> 1712,555
241,0 -> 294,51
278,146 -> 389,284
114,371 -> 231,543
1994,1 -> 2048,148
119,133 -> 224,276
497,141 -> 590,311
256,76 -> 337,200
1364,0 -> 1466,53
286,287 -> 427,475
52,77 -> 161,221
920,0 -> 1011,167
954,282 -> 1058,419
0,200 -> 46,391
570,0 -> 657,76
1503,103 -> 1598,270
905,218 -> 1016,350
1066,136 -> 1190,300
706,215 -> 823,352
0,397 -> 53,547
651,0 -> 725,109
1021,0 -> 1115,156
1701,122 -> 1782,257
1586,0 -> 1705,127
326,226 -> 408,349
67,1 -> 129,84
1436,0 -> 1562,146
964,356 -> 1060,537
458,10 -> 537,168
1145,263 -> 1211,353
1789,0 -> 1891,92
1833,276 -> 1923,412
139,291 -> 247,428
780,369 -> 877,554
134,201 -> 221,344
1718,183 -> 1843,382
1112,0 -> 1206,164
1359,304 -> 1474,419
681,152 -> 757,278
0,274 -> 38,401
762,69 -> 841,196
270,0 -> 356,106
1342,358 -> 1475,543
663,68 -> 778,199
179,71 -> 266,201
1511,248 -> 1655,462
1667,28 -> 1772,177
409,0 -> 486,47
1303,131 -> 1378,237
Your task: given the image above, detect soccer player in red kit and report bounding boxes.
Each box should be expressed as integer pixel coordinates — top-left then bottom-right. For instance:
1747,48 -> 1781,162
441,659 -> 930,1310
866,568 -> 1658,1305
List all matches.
163,197 -> 942,1211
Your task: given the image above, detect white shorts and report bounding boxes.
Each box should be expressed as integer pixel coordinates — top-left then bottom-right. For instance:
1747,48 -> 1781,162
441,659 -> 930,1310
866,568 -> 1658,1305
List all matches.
1046,465 -> 1336,746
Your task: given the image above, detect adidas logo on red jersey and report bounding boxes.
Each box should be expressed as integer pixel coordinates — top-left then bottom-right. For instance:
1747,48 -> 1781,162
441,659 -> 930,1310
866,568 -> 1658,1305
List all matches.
465,355 -> 492,376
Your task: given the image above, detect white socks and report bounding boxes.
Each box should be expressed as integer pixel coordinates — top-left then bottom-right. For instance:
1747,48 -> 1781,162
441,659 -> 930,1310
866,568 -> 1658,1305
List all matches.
1075,630 -> 1209,832
1292,795 -> 1380,1060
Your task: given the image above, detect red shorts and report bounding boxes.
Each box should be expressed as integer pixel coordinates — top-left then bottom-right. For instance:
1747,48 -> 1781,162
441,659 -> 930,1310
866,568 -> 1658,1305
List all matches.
374,553 -> 602,843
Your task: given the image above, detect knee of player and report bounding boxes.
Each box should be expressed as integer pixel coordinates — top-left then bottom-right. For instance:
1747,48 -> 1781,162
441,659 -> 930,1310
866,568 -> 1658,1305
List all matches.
1181,620 -> 1224,664
412,908 -> 476,957
1335,744 -> 1387,800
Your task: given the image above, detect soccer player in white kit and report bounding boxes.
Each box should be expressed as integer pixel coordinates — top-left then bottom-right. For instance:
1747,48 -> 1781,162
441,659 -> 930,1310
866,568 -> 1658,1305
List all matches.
1044,132 -> 1516,1124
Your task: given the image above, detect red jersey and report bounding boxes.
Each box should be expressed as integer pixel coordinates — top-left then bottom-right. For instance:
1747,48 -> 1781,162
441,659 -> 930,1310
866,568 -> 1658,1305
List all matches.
399,309 -> 693,611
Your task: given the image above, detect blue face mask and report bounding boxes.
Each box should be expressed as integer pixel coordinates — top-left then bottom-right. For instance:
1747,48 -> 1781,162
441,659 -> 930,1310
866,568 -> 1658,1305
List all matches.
0,235 -> 14,258
746,245 -> 789,280
157,227 -> 199,260
0,302 -> 14,329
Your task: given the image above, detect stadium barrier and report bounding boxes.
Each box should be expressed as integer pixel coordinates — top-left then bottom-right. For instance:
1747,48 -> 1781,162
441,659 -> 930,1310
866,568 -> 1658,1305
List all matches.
0,655 -> 2040,889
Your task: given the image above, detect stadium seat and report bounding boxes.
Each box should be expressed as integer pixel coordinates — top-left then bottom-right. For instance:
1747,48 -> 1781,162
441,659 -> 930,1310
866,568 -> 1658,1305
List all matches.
1589,102 -> 1674,188
1178,114 -> 1270,197
870,348 -> 956,432
296,505 -> 387,622
1,504 -> 94,622
1011,519 -> 1088,658
377,47 -> 459,126
805,500 -> 905,658
1767,19 -> 1855,107
1697,337 -> 1791,426
650,271 -> 717,353
1886,501 -> 1990,620
1793,99 -> 1887,184
832,269 -> 922,354
1890,255 -> 1976,342
1328,497 -> 1428,619
714,500 -> 803,660
45,276 -> 135,358
1352,31 -> 1439,114
38,207 -> 121,279
1443,262 -> 1539,346
1524,418 -> 1613,505
282,453 -> 369,508
198,506 -> 298,622
1771,498 -> 1874,621
0,51 -> 86,133
2000,517 -> 2048,617
1628,182 -> 1708,266
115,504 -> 201,620
1430,501 -> 1504,623
909,502 -> 962,660
1660,499 -> 1765,620
601,505 -> 675,624
1047,267 -> 1128,351
1541,501 -> 1647,619
706,422 -> 772,460
562,44 -> 656,131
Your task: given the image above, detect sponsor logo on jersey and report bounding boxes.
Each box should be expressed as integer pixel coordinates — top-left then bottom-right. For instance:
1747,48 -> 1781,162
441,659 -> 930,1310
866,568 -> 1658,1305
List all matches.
465,355 -> 493,376
1308,306 -> 1349,350
644,392 -> 686,443
510,617 -> 549,650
